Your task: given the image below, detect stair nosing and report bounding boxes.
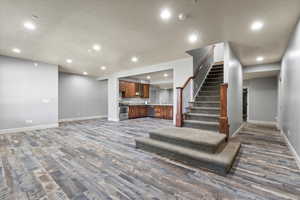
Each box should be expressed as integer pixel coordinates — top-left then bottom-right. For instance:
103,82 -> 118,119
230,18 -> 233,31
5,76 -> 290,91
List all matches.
185,113 -> 219,118
184,119 -> 219,126
136,138 -> 239,167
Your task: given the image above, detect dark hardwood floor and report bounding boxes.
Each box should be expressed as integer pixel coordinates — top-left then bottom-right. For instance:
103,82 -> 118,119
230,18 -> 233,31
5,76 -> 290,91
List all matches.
0,118 -> 299,200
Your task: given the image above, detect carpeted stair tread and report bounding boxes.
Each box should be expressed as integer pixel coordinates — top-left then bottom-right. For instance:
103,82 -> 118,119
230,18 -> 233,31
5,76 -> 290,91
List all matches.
184,120 -> 219,126
189,106 -> 220,110
135,137 -> 241,174
186,113 -> 219,118
149,127 -> 225,148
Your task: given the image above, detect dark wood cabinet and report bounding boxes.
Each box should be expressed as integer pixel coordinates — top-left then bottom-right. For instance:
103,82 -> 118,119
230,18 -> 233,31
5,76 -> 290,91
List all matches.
119,81 -> 149,98
129,105 -> 172,120
142,84 -> 150,98
154,106 -> 173,120
128,106 -> 148,119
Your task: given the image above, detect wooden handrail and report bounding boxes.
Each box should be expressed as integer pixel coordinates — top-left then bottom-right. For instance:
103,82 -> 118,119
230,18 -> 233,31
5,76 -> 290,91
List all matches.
219,83 -> 229,140
176,45 -> 215,127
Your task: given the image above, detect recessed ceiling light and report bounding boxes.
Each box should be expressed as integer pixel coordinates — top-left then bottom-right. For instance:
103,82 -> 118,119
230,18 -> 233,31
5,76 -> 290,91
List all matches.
178,13 -> 186,21
12,48 -> 21,54
256,56 -> 264,62
160,8 -> 172,21
34,63 -> 38,67
23,21 -> 36,30
83,72 -> 88,75
251,21 -> 264,31
93,44 -> 101,51
131,56 -> 138,63
66,59 -> 72,64
146,76 -> 151,79
101,66 -> 107,70
164,73 -> 169,77
188,33 -> 199,43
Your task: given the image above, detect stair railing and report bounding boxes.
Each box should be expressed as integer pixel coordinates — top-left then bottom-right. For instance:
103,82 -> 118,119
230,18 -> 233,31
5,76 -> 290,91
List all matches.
176,45 -> 215,127
219,83 -> 229,140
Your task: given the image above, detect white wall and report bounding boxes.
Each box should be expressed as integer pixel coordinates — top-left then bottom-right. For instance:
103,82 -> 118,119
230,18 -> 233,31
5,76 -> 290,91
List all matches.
101,58 -> 193,124
279,18 -> 300,158
244,77 -> 278,123
59,72 -> 108,120
224,42 -> 243,135
0,55 -> 58,133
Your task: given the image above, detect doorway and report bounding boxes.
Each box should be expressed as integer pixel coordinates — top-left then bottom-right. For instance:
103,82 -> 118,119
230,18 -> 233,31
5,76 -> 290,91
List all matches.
243,88 -> 248,121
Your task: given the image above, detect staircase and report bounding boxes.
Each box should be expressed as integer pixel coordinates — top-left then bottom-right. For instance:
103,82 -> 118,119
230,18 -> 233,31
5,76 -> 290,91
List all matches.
184,63 -> 224,132
136,127 -> 240,175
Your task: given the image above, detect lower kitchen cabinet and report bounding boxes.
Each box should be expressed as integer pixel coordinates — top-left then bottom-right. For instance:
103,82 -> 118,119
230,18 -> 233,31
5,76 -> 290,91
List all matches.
128,105 -> 173,120
154,106 -> 173,120
128,106 -> 148,119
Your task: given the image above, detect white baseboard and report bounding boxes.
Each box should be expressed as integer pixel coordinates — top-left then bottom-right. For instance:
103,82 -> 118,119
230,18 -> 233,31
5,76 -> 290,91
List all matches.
231,122 -> 245,137
0,123 -> 59,134
108,117 -> 120,122
280,130 -> 300,170
247,120 -> 277,127
59,115 -> 107,122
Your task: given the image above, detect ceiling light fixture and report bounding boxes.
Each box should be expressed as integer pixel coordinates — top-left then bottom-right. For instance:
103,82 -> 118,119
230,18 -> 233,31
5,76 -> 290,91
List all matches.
146,76 -> 151,79
256,56 -> 264,62
178,13 -> 186,21
160,8 -> 172,21
12,48 -> 21,54
83,72 -> 88,75
34,63 -> 38,67
23,21 -> 36,30
164,73 -> 169,77
251,21 -> 264,31
101,66 -> 107,70
131,56 -> 138,63
93,44 -> 101,51
66,59 -> 72,64
188,33 -> 199,43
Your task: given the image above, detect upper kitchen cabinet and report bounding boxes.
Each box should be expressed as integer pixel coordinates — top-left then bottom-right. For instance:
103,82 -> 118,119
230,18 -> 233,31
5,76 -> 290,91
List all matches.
142,84 -> 150,98
119,80 -> 149,98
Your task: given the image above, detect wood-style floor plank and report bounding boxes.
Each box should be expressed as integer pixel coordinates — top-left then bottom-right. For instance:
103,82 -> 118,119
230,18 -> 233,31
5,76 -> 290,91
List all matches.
0,118 -> 299,200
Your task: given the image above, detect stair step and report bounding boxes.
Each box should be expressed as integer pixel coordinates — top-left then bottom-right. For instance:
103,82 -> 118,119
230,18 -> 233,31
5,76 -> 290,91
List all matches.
198,91 -> 219,96
201,86 -> 220,91
188,106 -> 220,114
149,127 -> 225,153
189,106 -> 220,110
195,96 -> 220,101
183,119 -> 219,131
135,137 -> 240,175
185,113 -> 219,122
190,101 -> 220,108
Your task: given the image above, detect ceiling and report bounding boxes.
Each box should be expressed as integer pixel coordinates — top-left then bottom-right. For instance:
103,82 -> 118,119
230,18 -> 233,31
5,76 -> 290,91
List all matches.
124,69 -> 173,89
244,71 -> 279,80
0,0 -> 299,77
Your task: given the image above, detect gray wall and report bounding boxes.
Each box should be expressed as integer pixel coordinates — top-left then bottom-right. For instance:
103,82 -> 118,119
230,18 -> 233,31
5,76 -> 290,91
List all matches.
224,42 -> 243,135
0,55 -> 58,130
59,72 -> 108,120
150,86 -> 173,104
279,19 -> 300,157
244,77 -> 278,122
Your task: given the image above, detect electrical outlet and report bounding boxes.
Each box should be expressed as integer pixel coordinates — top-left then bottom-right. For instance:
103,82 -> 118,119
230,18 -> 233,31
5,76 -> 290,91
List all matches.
25,120 -> 33,124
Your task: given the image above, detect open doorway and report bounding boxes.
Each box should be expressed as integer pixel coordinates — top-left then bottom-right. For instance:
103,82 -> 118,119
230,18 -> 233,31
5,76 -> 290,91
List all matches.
243,88 -> 248,121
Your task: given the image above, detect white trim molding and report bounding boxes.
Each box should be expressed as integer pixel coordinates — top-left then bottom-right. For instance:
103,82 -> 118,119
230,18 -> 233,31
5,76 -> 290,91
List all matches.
247,120 -> 277,127
231,122 -> 246,137
59,115 -> 107,122
280,130 -> 300,170
0,123 -> 59,134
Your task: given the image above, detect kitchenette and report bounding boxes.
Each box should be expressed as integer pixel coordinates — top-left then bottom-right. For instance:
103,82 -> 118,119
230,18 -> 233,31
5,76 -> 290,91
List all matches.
119,70 -> 174,121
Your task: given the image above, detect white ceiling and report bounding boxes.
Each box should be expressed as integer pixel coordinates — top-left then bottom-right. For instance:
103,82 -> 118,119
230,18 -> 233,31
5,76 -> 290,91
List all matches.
0,0 -> 299,77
